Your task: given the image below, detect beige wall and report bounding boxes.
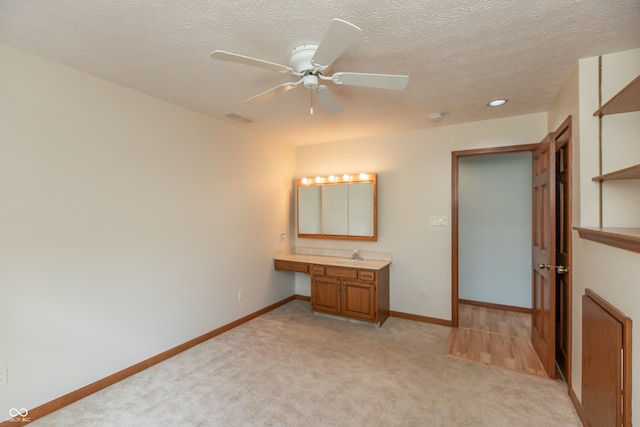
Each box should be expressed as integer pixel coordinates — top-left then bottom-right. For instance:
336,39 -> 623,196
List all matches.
294,113 -> 547,319
0,44 -> 296,414
548,47 -> 640,425
547,64 -> 580,224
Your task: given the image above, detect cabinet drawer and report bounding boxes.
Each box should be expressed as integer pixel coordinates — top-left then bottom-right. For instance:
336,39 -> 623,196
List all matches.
358,270 -> 376,281
310,265 -> 325,276
274,260 -> 309,274
325,266 -> 358,279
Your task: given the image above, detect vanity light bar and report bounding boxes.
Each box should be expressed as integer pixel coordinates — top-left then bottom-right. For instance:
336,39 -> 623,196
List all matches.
298,173 -> 374,185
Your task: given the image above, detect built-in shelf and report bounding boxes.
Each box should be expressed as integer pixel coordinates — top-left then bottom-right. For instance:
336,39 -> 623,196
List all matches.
593,75 -> 640,116
583,162 -> 640,247
586,73 -> 640,252
592,164 -> 640,181
575,227 -> 640,254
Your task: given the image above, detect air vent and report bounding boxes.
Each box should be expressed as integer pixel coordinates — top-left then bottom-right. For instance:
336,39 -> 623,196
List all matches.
222,112 -> 255,124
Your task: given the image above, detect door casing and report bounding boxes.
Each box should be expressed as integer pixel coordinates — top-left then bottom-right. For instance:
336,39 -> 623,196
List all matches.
451,143 -> 539,326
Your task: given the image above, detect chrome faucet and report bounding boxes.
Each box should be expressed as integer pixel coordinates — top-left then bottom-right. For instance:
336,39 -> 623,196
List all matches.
352,250 -> 363,260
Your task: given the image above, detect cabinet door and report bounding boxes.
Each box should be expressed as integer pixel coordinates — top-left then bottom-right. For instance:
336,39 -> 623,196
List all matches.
321,184 -> 349,235
342,280 -> 376,321
298,185 -> 322,234
348,182 -> 375,237
312,277 -> 341,315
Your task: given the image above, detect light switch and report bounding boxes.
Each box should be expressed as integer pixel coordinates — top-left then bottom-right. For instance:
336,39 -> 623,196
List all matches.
429,216 -> 449,227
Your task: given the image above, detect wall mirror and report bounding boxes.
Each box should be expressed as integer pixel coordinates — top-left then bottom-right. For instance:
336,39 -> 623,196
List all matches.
297,173 -> 377,241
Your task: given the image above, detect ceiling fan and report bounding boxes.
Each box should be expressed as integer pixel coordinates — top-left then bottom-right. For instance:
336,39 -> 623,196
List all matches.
210,18 -> 409,115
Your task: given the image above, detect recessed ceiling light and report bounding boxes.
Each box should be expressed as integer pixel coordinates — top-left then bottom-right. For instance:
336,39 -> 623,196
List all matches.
487,99 -> 507,107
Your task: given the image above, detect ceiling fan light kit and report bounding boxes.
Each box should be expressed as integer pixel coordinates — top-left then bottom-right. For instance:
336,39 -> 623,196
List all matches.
210,18 -> 409,116
303,74 -> 319,90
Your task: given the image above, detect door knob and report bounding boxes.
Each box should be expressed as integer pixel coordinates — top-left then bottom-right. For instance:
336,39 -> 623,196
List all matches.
556,265 -> 569,274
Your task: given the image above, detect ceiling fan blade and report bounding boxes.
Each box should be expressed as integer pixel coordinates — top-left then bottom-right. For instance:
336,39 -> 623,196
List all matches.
210,50 -> 293,73
331,72 -> 409,90
311,19 -> 361,68
315,86 -> 342,115
243,80 -> 302,105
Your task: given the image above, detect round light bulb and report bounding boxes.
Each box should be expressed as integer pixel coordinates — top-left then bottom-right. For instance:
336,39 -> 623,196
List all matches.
359,172 -> 367,180
301,177 -> 309,184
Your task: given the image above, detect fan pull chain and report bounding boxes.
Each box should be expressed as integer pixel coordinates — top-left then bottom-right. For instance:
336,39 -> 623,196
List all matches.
310,89 -> 314,115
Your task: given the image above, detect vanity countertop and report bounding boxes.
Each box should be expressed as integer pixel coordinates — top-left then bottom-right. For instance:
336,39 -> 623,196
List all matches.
274,252 -> 391,270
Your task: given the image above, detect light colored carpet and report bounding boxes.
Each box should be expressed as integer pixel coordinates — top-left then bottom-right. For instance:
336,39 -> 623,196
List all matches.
31,300 -> 582,426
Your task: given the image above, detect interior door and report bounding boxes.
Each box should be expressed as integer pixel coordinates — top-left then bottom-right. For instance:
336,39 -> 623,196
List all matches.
532,135 -> 556,378
554,123 -> 572,382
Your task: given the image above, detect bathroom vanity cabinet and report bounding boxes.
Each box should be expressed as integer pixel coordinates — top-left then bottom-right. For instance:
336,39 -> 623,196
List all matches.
274,254 -> 390,326
311,264 -> 389,324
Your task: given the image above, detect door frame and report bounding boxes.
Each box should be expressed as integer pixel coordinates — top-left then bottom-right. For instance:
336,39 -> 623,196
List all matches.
451,143 -> 539,326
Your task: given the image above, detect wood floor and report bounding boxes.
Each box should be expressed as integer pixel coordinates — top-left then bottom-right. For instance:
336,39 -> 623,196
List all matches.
445,303 -> 548,378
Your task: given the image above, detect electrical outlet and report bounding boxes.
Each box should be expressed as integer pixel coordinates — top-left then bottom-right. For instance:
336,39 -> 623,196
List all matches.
0,365 -> 7,386
421,288 -> 428,299
238,289 -> 244,301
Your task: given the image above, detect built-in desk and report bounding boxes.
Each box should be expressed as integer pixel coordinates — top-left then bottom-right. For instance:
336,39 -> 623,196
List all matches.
274,252 -> 391,326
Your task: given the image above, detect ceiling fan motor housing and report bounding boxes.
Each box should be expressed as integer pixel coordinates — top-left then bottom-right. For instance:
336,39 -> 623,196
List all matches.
289,44 -> 320,73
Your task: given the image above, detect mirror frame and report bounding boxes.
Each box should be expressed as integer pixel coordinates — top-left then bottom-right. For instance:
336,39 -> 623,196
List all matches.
297,173 -> 377,241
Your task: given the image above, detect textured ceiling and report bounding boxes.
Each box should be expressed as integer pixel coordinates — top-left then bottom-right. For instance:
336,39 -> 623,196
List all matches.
1,1 -> 639,145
